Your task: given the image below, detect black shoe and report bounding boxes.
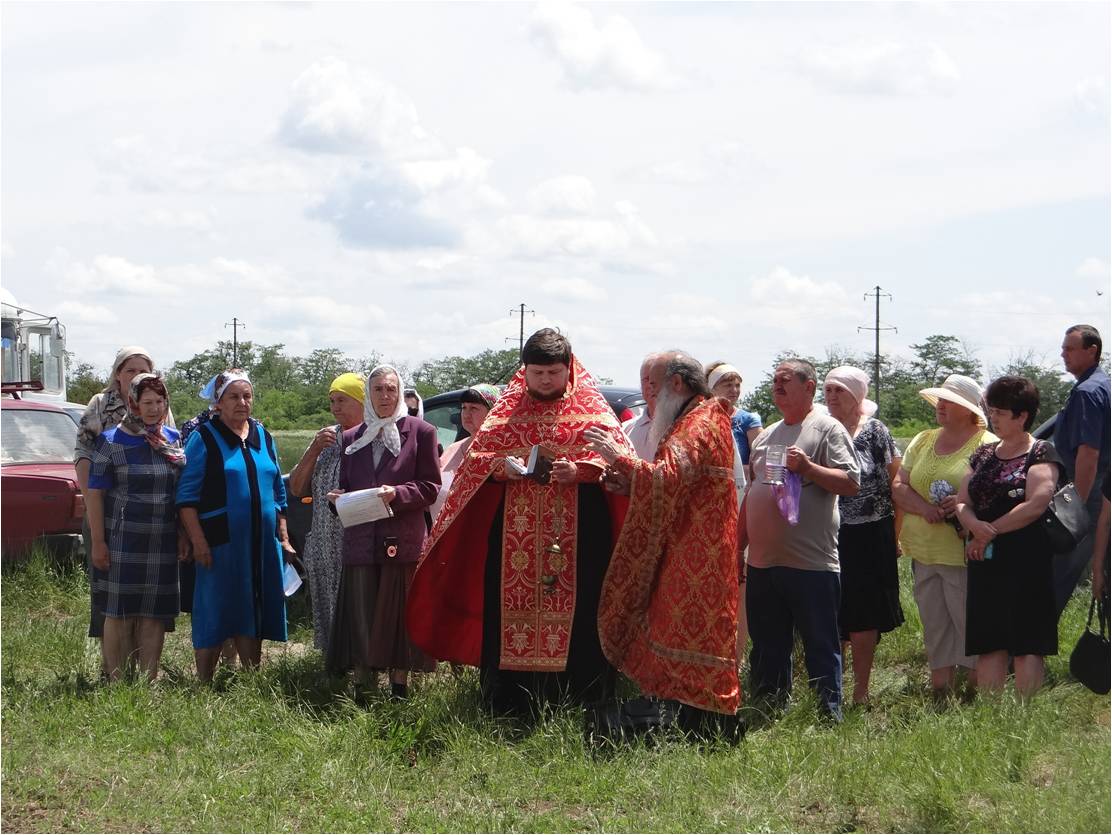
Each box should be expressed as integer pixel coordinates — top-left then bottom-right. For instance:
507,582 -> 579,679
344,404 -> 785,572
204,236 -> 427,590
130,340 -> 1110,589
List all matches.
390,682 -> 408,700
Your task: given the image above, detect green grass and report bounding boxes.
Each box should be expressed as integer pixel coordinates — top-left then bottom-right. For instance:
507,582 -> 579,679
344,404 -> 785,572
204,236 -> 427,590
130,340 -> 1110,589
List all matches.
272,429 -> 318,474
2,550 -> 1109,833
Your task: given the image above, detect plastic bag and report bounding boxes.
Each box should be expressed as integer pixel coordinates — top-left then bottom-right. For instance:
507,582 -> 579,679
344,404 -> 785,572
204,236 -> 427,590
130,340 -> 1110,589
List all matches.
772,470 -> 801,526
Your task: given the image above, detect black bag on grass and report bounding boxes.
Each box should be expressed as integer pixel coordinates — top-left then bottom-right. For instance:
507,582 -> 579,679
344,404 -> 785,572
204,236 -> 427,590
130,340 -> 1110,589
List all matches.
1070,597 -> 1110,695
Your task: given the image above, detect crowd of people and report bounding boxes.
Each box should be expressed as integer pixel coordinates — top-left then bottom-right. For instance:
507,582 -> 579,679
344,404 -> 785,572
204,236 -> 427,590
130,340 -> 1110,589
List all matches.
75,324 -> 1110,733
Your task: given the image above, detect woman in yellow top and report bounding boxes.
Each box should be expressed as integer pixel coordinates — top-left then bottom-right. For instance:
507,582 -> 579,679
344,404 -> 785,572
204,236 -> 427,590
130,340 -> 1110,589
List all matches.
892,375 -> 996,698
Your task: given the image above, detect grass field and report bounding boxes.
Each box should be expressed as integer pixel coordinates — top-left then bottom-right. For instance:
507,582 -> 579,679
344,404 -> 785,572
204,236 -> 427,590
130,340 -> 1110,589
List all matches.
2,548 -> 1108,833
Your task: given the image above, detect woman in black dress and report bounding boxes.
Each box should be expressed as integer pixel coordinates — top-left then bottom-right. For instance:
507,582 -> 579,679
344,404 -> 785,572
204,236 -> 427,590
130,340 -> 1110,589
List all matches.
954,376 -> 1063,697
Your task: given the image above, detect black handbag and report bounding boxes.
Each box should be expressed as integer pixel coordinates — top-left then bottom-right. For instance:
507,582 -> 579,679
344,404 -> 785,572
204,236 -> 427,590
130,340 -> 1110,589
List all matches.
1026,442 -> 1091,554
1070,597 -> 1110,695
1040,481 -> 1091,554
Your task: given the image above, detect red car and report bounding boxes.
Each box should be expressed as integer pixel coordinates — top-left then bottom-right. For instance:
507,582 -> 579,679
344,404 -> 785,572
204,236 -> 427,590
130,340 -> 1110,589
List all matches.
1,393 -> 84,558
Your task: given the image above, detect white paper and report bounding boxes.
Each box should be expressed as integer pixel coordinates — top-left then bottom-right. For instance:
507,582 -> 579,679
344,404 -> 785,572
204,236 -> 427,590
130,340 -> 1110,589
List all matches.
282,560 -> 302,598
335,486 -> 393,528
505,456 -> 528,475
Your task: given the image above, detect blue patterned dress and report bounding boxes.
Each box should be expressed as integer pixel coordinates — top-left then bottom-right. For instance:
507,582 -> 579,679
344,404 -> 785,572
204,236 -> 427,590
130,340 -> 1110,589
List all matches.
89,426 -> 183,621
175,417 -> 288,649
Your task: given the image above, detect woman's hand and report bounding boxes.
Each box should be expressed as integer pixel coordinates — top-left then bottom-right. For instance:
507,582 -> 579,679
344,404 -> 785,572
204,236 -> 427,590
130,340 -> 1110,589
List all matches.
91,541 -> 110,571
280,538 -> 297,556
964,519 -> 996,561
939,495 -> 959,519
311,426 -> 338,455
551,459 -> 578,484
177,530 -> 193,563
326,489 -> 346,504
379,485 -> 397,505
192,539 -> 213,569
921,505 -> 947,524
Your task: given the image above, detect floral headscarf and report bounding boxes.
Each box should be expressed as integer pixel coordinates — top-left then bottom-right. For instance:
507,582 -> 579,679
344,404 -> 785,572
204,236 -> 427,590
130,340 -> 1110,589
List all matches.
119,373 -> 186,468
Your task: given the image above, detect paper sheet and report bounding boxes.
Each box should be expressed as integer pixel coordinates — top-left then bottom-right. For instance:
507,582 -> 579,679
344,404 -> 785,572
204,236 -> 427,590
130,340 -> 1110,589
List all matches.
335,486 -> 393,528
282,560 -> 303,598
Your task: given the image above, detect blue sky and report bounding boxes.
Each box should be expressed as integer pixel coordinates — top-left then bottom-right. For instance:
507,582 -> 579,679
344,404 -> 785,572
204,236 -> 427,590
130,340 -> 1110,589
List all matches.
2,1 -> 1108,393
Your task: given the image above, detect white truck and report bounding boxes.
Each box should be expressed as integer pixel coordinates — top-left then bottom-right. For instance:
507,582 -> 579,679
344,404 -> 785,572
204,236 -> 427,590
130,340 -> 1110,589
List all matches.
1,288 -> 68,405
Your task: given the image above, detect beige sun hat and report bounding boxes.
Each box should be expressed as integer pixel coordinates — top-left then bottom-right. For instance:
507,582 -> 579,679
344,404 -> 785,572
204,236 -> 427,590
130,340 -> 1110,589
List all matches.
919,374 -> 987,427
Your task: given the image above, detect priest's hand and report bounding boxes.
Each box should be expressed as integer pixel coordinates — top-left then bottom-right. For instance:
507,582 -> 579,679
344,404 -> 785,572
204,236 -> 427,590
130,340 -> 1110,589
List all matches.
500,457 -> 525,481
551,459 -> 578,484
601,467 -> 631,496
584,427 -> 620,465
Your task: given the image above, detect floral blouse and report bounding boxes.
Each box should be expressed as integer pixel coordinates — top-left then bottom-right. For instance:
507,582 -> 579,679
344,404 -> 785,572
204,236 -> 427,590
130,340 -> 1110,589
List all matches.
967,439 -> 1063,522
839,418 -> 900,525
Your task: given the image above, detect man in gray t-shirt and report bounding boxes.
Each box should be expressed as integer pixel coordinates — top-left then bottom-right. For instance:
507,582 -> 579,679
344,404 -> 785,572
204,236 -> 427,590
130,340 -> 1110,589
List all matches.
740,359 -> 860,721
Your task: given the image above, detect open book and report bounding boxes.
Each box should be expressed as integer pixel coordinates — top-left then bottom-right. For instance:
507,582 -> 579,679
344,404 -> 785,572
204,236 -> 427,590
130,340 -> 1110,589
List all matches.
334,486 -> 394,528
505,445 -> 556,485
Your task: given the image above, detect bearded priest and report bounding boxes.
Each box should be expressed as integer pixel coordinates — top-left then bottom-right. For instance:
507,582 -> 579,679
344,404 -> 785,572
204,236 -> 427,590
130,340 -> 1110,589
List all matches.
586,352 -> 742,730
407,329 -> 633,717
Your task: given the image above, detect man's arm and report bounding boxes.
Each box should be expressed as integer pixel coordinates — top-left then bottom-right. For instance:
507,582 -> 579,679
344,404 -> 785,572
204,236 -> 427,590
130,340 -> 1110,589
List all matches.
786,443 -> 860,496
1074,443 -> 1099,502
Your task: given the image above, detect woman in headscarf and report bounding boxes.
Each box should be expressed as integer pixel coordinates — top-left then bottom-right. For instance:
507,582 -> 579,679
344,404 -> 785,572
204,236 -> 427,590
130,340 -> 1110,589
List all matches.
822,365 -> 904,704
287,372 -> 367,655
430,383 -> 499,521
86,373 -> 184,680
179,374 -> 220,445
175,369 -> 293,681
74,346 -> 175,642
892,374 -> 996,699
326,365 -> 440,698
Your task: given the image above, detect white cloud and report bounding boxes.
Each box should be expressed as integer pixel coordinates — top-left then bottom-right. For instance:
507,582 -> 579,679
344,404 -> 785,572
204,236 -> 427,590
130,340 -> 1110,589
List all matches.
102,135 -> 218,192
529,1 -> 678,92
1074,76 -> 1109,120
57,300 -> 119,325
141,208 -> 215,234
1077,257 -> 1110,279
261,294 -> 387,328
494,200 -> 657,259
539,276 -> 608,302
53,251 -> 184,298
278,57 -> 435,157
798,41 -> 960,97
624,141 -> 765,186
1,240 -> 13,258
400,147 -> 493,196
527,175 -> 597,215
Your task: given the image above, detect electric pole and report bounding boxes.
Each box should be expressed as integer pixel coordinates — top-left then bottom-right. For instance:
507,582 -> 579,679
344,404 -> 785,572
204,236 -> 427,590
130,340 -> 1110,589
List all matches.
506,303 -> 535,355
857,287 -> 895,416
225,317 -> 246,367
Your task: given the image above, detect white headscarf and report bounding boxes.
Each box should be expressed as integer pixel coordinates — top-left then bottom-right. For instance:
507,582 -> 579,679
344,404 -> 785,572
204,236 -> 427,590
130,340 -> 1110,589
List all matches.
345,365 -> 407,458
213,371 -> 252,403
823,365 -> 878,418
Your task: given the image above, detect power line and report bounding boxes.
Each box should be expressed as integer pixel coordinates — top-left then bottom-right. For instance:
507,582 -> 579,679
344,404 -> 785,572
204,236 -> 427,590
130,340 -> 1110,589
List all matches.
858,287 -> 896,416
505,303 -> 535,356
224,317 -> 246,366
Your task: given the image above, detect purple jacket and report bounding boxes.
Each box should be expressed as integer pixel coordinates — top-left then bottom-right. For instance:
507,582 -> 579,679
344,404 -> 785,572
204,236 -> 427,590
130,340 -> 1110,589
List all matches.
337,416 -> 441,565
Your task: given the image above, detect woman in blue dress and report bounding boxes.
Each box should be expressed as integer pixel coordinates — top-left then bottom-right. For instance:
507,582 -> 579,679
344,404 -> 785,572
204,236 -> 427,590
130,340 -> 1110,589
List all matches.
176,370 -> 294,681
87,373 -> 185,681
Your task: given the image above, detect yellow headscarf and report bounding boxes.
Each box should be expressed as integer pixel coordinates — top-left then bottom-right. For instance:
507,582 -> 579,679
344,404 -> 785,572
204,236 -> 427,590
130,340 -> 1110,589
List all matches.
329,372 -> 366,405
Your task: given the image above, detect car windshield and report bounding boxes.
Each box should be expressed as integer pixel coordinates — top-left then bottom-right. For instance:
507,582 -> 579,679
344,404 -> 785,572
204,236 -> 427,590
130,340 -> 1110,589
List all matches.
1,409 -> 78,464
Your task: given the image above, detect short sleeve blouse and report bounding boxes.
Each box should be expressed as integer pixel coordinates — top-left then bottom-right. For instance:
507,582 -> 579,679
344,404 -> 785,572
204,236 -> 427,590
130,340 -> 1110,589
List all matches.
967,439 -> 1063,522
839,418 -> 900,525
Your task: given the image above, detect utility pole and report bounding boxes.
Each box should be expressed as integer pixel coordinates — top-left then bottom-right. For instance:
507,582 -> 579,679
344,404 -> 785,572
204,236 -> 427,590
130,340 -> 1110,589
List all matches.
506,303 -> 535,355
857,287 -> 895,416
224,317 -> 246,366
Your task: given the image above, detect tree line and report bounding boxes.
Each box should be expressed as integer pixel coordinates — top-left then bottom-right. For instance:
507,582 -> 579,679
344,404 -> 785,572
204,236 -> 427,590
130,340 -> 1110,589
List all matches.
68,334 -> 1088,435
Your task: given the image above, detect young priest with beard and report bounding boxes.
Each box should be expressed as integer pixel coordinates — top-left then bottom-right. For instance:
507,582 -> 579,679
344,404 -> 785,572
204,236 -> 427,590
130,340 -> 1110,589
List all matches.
407,329 -> 633,717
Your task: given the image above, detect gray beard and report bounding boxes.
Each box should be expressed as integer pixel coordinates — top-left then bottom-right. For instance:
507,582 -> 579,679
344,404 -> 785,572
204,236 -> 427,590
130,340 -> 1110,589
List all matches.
648,386 -> 686,452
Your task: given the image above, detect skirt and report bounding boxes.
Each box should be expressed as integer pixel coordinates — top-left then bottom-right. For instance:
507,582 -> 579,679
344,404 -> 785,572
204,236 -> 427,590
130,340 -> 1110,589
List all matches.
838,517 -> 905,640
966,526 -> 1057,657
326,562 -> 436,674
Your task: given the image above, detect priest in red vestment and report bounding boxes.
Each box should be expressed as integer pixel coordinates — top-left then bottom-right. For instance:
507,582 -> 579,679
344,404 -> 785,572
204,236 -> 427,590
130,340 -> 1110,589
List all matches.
407,329 -> 632,715
587,352 -> 742,717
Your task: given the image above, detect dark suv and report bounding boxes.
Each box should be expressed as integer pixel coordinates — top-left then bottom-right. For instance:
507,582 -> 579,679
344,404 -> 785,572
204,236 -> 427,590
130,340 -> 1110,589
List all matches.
282,386 -> 644,555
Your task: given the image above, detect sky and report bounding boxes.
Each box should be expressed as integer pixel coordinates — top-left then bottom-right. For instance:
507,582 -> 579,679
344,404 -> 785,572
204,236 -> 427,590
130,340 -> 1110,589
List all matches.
2,1 -> 1109,395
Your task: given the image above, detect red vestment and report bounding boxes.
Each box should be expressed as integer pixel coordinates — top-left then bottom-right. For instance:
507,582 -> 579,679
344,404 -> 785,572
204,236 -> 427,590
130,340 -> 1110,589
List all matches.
598,397 -> 741,714
407,357 -> 631,671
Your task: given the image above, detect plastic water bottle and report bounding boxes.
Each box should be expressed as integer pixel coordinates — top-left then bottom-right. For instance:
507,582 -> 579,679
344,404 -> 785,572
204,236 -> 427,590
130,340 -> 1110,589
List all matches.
763,443 -> 787,485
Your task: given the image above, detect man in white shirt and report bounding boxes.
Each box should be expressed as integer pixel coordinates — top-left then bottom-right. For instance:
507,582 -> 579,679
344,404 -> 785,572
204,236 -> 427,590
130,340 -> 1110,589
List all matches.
622,352 -> 662,460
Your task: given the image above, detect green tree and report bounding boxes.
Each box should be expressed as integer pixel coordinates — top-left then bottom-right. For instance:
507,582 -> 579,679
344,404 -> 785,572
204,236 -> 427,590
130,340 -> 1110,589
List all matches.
909,335 -> 981,385
413,348 -> 521,398
990,352 -> 1074,428
64,353 -> 107,406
